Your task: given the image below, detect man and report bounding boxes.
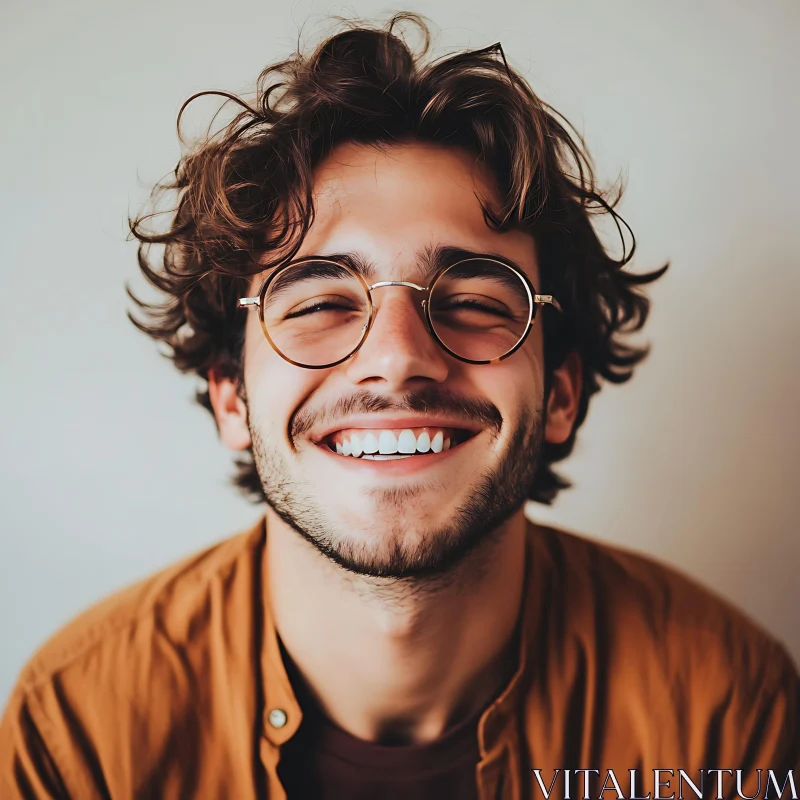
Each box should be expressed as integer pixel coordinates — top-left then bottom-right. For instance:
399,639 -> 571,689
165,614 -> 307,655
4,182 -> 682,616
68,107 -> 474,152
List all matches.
1,15 -> 797,800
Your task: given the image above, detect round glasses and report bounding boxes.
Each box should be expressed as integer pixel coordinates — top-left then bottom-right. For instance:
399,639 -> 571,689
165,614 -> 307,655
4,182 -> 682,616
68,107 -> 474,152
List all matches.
238,256 -> 561,369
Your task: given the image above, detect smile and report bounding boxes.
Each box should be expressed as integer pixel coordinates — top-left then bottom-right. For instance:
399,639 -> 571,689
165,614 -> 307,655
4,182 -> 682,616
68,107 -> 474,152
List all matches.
322,426 -> 476,460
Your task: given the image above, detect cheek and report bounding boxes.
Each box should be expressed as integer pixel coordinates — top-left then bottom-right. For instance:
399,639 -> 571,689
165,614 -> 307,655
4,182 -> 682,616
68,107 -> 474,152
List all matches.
470,360 -> 540,426
243,336 -> 322,445
473,356 -> 543,434
517,328 -> 546,401
497,334 -> 544,397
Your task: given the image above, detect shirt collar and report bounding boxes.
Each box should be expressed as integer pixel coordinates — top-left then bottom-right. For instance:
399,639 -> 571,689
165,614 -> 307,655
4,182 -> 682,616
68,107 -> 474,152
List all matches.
477,519 -> 543,757
257,518 -> 304,746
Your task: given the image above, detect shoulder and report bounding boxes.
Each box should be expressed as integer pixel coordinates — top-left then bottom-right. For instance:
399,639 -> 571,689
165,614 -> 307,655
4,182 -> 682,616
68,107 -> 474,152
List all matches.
0,519 -> 267,796
15,518 -> 265,695
527,518 -> 786,658
524,519 -> 799,763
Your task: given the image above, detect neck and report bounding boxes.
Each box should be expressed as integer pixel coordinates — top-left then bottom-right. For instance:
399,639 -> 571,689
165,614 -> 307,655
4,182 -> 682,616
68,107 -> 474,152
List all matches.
265,507 -> 528,744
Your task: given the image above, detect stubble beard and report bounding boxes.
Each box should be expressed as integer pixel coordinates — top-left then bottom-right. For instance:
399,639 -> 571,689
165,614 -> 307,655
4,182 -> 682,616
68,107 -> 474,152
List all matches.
249,407 -> 544,581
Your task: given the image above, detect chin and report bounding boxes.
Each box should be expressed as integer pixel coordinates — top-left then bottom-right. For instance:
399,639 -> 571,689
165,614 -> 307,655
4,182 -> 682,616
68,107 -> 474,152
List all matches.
330,506 -> 442,543
330,482 -> 457,524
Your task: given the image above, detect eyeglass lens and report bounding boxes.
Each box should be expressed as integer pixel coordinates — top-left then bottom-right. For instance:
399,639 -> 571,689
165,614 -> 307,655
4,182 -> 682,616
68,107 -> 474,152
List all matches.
260,259 -> 533,367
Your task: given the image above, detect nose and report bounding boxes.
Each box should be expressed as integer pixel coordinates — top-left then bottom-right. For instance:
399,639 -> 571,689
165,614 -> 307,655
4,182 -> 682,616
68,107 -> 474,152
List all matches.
343,285 -> 450,390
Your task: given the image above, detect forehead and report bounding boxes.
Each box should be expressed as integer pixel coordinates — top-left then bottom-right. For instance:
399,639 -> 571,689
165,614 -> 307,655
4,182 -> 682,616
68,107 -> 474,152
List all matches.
295,141 -> 539,283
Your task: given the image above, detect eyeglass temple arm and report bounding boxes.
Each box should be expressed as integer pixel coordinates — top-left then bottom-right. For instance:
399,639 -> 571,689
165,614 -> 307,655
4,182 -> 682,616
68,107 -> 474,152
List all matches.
238,297 -> 260,308
535,294 -> 562,313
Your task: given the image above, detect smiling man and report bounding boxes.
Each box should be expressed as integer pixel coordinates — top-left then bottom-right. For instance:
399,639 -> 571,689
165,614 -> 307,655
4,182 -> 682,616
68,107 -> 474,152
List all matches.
229,143 -> 559,587
2,15 -> 798,800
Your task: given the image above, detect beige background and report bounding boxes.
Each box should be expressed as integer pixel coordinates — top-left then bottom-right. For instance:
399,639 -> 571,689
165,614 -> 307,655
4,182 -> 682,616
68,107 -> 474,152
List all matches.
1,0 -> 798,707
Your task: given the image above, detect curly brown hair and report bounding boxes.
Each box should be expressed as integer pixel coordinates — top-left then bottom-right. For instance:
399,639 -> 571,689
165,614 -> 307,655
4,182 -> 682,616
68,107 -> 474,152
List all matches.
129,13 -> 667,505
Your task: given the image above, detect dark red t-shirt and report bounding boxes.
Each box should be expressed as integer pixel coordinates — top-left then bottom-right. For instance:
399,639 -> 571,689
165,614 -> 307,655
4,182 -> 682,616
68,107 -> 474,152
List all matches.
277,698 -> 481,799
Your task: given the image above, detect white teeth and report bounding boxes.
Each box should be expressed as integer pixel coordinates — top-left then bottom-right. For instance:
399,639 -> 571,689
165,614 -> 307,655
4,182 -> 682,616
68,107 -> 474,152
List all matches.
332,428 -> 462,458
398,429 -> 417,454
361,432 -> 379,454
362,454 -> 414,460
378,430 -> 398,454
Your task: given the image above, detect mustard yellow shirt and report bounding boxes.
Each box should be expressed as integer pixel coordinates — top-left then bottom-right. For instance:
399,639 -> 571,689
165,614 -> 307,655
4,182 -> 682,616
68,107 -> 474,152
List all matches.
1,519 -> 797,799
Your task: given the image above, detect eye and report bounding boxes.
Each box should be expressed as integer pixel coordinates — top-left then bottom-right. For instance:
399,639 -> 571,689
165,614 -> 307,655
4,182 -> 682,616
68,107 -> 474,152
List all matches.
284,297 -> 361,319
435,295 -> 514,318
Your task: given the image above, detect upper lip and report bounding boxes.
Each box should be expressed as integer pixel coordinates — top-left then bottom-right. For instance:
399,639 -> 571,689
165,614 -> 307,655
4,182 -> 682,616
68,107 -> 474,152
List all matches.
309,415 -> 485,444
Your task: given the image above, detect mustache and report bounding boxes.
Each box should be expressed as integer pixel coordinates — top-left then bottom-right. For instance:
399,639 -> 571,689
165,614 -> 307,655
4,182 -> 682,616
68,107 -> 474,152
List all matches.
290,386 -> 503,440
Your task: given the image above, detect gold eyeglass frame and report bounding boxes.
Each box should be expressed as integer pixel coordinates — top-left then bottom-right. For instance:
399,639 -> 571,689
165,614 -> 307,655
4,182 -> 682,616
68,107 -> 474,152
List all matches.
237,256 -> 562,369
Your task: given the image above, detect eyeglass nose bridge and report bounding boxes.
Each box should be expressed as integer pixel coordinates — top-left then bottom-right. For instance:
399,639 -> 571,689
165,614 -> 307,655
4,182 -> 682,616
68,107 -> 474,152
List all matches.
365,279 -> 431,317
362,280 -> 433,338
367,280 -> 428,293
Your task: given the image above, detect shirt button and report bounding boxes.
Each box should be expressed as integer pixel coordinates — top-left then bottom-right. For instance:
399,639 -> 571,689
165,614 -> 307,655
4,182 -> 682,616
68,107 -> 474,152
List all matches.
268,708 -> 288,729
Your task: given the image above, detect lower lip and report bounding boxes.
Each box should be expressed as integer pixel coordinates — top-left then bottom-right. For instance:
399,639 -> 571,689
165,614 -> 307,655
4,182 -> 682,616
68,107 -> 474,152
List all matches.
312,436 -> 476,476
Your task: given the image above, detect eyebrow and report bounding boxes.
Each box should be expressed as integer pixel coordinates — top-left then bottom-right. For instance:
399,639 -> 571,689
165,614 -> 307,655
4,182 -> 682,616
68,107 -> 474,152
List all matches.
267,259 -> 354,300
308,245 -> 530,284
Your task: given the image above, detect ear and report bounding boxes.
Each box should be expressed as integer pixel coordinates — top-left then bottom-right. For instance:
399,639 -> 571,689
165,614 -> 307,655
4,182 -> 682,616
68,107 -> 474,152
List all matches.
544,350 -> 582,445
208,367 -> 252,451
